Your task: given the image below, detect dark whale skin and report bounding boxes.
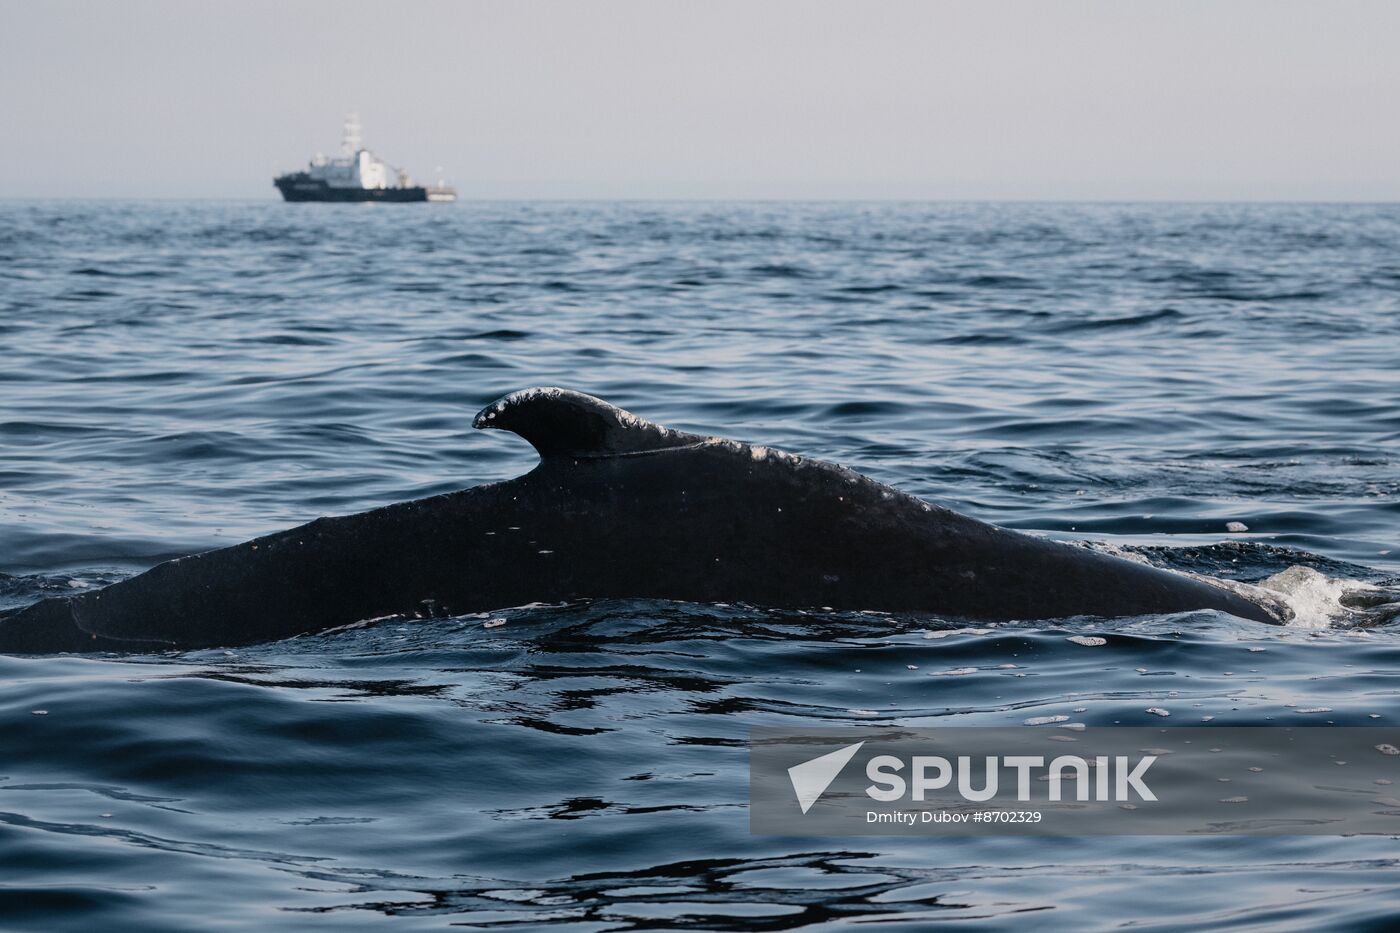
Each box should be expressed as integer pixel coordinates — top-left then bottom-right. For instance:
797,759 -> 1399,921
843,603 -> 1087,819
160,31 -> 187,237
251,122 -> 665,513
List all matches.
0,388 -> 1281,652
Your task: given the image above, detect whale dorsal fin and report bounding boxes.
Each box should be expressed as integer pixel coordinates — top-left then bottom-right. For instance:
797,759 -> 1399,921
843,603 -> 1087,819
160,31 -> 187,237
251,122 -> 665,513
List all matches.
474,387 -> 704,460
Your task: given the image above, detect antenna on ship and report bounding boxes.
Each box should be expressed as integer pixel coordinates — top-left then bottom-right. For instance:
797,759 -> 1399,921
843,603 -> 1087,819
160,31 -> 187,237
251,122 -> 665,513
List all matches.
341,112 -> 363,156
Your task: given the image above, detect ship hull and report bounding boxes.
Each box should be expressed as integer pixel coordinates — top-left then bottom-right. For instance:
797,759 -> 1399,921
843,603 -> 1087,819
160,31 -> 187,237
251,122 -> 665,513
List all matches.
274,173 -> 449,203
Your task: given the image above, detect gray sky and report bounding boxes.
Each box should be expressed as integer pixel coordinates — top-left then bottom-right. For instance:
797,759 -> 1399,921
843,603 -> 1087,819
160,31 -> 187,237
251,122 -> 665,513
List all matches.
2,0 -> 1397,200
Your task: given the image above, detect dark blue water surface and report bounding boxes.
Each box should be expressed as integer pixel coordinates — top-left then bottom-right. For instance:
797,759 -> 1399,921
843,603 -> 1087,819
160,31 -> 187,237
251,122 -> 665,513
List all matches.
1,201 -> 1398,930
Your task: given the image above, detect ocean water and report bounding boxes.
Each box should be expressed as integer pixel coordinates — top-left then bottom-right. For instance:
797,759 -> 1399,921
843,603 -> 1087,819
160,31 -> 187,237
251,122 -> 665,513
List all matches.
0,200 -> 1398,930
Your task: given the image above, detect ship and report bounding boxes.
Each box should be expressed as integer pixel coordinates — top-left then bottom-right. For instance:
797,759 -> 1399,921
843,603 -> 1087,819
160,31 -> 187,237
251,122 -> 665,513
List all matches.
274,114 -> 456,203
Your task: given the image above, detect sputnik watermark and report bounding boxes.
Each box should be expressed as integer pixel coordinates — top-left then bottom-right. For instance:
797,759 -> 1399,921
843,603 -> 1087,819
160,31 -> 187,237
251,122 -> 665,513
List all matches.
788,742 -> 1157,813
751,727 -> 1400,835
864,752 -> 1156,802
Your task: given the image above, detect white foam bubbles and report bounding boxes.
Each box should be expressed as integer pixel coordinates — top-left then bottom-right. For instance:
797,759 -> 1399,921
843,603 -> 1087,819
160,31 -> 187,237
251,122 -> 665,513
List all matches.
1251,565 -> 1386,629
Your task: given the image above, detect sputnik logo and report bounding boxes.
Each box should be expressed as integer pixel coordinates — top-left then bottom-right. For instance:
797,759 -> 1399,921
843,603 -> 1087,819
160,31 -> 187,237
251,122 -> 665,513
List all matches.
787,741 -> 865,814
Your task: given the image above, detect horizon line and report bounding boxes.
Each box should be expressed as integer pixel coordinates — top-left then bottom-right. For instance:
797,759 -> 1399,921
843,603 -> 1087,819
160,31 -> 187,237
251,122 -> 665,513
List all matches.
3,195 -> 1400,206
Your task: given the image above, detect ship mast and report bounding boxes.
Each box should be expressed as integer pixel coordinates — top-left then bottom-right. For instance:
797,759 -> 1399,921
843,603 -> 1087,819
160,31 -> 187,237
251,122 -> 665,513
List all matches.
340,112 -> 363,156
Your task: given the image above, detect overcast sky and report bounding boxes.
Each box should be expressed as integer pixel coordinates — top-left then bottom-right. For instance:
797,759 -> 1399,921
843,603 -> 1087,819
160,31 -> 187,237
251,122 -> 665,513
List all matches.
2,0 -> 1397,200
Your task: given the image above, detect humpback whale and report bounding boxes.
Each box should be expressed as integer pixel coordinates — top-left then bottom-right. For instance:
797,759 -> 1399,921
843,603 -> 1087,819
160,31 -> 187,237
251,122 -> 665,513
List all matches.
0,387 -> 1286,652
